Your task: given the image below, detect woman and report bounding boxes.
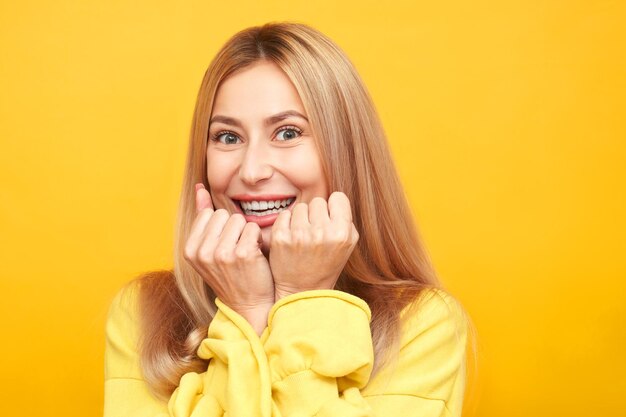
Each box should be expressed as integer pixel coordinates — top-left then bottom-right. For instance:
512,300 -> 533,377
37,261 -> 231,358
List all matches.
104,21 -> 472,417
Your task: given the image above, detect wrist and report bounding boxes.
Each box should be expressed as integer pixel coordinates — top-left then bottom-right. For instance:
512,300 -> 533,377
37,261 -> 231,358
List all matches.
274,283 -> 336,302
275,286 -> 304,302
232,302 -> 274,336
274,289 -> 292,302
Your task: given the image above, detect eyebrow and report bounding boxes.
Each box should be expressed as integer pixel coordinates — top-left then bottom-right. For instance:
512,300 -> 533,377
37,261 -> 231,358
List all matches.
209,110 -> 309,128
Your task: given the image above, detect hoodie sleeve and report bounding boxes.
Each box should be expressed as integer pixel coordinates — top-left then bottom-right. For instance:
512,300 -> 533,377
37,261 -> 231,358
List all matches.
105,283 -> 468,417
262,289 -> 468,417
167,298 -> 272,417
104,282 -> 272,417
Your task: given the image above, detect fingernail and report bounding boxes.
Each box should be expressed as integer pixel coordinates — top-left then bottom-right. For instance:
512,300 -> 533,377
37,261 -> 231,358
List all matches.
195,183 -> 204,191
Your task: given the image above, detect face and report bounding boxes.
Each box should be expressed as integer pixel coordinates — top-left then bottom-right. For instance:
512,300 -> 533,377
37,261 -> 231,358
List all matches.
206,60 -> 329,255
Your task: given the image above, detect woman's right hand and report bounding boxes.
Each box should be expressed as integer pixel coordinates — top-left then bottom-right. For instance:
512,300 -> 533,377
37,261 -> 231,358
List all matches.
183,183 -> 275,334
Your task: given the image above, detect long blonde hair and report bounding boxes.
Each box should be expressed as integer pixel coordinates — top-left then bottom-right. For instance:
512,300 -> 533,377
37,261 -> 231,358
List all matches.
137,21 -> 463,402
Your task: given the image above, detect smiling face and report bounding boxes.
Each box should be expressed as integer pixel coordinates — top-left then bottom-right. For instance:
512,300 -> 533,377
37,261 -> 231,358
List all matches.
206,60 -> 329,254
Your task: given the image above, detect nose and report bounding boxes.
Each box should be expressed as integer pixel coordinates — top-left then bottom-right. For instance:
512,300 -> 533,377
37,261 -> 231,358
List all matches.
238,138 -> 274,185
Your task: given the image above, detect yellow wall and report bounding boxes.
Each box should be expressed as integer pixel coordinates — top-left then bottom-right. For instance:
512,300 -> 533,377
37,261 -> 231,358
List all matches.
1,1 -> 624,415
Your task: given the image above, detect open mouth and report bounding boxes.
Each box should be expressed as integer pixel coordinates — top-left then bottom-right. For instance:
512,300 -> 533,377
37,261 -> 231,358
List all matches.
233,197 -> 296,217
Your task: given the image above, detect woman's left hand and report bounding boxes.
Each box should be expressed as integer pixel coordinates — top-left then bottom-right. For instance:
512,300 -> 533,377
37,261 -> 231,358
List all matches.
269,191 -> 360,300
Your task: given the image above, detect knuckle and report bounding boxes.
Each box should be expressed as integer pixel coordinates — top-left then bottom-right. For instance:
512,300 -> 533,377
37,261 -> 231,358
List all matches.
197,208 -> 215,223
197,246 -> 215,264
245,221 -> 260,232
291,229 -> 308,244
213,246 -> 234,264
310,196 -> 327,205
214,208 -> 229,219
311,226 -> 325,243
234,246 -> 249,259
183,245 -> 195,261
271,229 -> 290,245
331,191 -> 347,199
331,229 -> 350,244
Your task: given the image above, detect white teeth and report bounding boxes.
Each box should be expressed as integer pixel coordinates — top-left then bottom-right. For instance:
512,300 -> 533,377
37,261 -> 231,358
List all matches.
246,208 -> 281,216
239,197 -> 295,215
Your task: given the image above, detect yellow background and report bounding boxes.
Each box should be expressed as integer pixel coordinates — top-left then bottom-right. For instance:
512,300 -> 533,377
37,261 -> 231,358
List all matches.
1,0 -> 624,415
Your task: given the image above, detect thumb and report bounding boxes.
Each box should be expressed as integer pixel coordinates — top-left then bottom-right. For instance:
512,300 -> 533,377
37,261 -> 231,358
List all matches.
195,183 -> 214,213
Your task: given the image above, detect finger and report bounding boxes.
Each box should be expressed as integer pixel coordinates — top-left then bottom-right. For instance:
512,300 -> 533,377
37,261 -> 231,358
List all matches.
187,207 -> 215,244
271,208 -> 292,236
190,209 -> 230,258
202,209 -> 230,241
308,197 -> 330,226
193,209 -> 230,263
290,202 -> 310,230
195,183 -> 214,213
328,192 -> 352,223
238,221 -> 263,251
185,207 -> 219,262
216,213 -> 247,244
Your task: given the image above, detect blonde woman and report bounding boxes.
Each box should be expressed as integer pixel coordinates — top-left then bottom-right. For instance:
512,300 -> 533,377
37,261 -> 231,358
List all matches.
104,21 -> 473,417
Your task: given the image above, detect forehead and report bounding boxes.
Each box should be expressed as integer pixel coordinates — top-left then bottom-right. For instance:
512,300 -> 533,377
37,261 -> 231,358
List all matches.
211,61 -> 306,119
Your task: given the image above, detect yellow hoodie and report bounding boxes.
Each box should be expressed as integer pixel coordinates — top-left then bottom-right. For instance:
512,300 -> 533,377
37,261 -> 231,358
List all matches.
104,283 -> 468,417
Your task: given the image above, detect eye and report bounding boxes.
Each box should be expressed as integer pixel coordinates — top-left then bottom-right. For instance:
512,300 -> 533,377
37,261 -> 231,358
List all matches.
275,126 -> 302,141
211,131 -> 241,145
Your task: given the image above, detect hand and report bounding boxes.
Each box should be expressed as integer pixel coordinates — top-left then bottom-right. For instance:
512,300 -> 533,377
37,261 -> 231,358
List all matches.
269,192 -> 360,300
183,183 -> 275,334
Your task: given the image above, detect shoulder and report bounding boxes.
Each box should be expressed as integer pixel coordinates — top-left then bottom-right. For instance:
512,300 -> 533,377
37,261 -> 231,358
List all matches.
105,270 -> 177,342
105,271 -> 175,380
363,287 -> 469,407
105,279 -> 142,380
398,287 -> 469,352
107,270 -> 178,323
107,279 -> 142,324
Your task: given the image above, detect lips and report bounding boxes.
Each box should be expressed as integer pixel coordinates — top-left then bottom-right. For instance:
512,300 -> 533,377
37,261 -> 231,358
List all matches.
230,194 -> 297,228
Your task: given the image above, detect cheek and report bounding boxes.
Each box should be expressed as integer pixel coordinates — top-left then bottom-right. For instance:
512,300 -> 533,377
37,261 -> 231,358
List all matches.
282,148 -> 328,196
206,153 -> 242,211
206,153 -> 234,192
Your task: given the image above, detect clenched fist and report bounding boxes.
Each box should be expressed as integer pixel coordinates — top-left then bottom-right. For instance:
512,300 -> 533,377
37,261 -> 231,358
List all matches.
183,183 -> 275,334
268,192 -> 360,300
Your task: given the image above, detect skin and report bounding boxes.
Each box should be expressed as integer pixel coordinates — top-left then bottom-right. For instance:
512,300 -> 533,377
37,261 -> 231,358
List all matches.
183,61 -> 360,335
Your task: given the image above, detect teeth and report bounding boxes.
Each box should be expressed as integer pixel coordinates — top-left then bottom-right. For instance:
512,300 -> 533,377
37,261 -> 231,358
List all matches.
245,208 -> 283,216
239,197 -> 295,214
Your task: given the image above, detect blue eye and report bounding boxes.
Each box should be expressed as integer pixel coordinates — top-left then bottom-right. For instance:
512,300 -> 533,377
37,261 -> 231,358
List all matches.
210,126 -> 302,144
212,131 -> 241,145
276,126 -> 302,141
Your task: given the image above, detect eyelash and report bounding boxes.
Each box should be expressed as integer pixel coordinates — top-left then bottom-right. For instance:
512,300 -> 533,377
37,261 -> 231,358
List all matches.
210,125 -> 303,144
